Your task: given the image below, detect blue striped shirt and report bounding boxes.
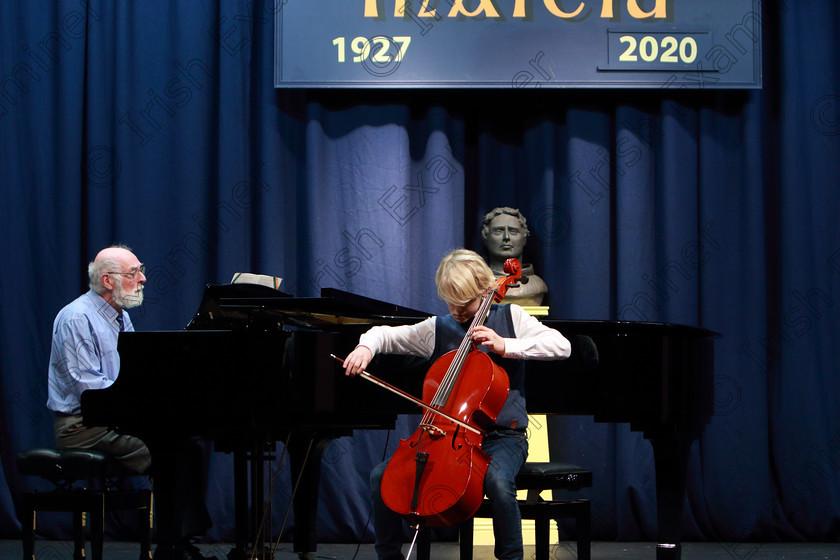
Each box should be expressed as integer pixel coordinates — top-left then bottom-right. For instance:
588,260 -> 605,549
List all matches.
46,290 -> 134,414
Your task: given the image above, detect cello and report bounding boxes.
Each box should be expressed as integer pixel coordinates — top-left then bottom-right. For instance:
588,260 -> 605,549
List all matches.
336,258 -> 525,536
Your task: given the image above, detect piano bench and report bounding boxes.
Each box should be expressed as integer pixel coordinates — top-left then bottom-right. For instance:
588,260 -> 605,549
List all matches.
16,448 -> 152,560
416,462 -> 592,560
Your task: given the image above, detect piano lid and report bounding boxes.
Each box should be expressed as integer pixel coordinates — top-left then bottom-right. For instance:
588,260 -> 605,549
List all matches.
186,283 -> 292,330
543,319 -> 720,339
187,284 -> 430,330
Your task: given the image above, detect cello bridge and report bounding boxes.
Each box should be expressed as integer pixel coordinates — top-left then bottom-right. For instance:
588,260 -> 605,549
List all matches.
420,423 -> 446,439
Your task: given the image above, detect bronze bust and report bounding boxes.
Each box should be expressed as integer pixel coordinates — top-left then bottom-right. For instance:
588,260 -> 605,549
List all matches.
481,207 -> 548,306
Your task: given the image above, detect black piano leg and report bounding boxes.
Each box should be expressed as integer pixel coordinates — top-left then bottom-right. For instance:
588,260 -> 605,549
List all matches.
233,449 -> 249,557
229,443 -> 273,560
650,434 -> 693,560
251,445 -> 268,555
147,440 -> 213,557
288,435 -> 331,558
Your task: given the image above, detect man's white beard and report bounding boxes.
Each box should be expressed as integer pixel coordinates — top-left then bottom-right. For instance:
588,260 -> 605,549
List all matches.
114,283 -> 144,309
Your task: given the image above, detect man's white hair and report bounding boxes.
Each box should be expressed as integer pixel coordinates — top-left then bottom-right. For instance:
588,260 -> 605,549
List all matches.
88,244 -> 133,294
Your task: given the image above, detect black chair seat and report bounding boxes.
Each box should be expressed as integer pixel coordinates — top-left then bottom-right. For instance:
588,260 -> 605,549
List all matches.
417,461 -> 592,560
17,448 -> 138,486
16,447 -> 152,560
515,462 -> 593,491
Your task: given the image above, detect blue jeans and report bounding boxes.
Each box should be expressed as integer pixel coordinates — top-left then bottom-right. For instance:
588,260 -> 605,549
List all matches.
370,429 -> 528,560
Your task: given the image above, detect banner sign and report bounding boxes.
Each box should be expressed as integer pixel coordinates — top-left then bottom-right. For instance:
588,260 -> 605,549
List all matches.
274,0 -> 762,89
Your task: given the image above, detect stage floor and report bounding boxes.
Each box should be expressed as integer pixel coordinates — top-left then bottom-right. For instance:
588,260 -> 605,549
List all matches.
3,540 -> 838,560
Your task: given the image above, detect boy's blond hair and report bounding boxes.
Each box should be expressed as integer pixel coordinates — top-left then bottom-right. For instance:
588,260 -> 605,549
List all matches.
435,249 -> 496,306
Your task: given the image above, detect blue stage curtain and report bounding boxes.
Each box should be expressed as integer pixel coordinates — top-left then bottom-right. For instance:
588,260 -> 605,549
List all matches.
1,0 -> 838,544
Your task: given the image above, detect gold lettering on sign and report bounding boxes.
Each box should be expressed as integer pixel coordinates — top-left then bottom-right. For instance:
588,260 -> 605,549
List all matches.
448,0 -> 501,18
419,0 -> 437,18
543,0 -> 584,19
364,0 -> 378,18
363,0 -> 669,20
626,0 -> 666,19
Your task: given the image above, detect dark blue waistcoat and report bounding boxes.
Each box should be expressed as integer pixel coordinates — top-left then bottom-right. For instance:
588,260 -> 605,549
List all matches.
431,304 -> 528,430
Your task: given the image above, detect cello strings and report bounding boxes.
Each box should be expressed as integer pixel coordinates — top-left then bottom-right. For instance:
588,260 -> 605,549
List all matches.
433,288 -> 495,407
429,288 -> 497,411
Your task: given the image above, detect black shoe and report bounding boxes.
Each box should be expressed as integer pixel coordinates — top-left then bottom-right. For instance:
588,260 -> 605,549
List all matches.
152,545 -> 181,560
183,542 -> 219,560
153,544 -> 218,560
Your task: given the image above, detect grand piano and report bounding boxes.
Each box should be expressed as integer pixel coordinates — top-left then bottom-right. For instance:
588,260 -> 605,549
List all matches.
529,321 -> 717,560
81,285 -> 716,560
81,284 -> 429,559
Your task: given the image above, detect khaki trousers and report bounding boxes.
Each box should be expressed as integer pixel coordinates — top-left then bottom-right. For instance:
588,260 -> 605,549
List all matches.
54,414 -> 151,475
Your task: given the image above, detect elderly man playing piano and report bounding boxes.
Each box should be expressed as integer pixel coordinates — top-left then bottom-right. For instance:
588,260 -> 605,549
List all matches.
47,244 -> 151,472
46,244 -> 215,560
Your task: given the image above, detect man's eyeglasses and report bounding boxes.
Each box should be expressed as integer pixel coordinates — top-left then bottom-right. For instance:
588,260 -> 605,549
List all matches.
106,265 -> 146,278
